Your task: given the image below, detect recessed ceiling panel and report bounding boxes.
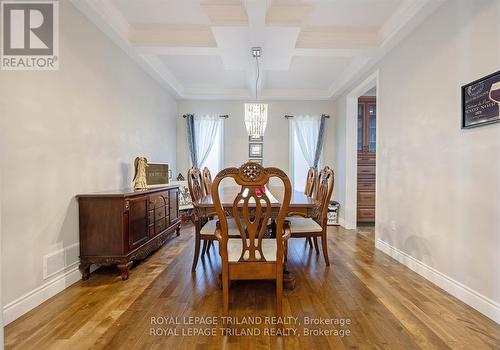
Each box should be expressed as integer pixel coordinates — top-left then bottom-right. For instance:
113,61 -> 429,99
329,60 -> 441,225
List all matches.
264,56 -> 351,90
302,0 -> 403,29
160,55 -> 247,89
113,0 -> 210,26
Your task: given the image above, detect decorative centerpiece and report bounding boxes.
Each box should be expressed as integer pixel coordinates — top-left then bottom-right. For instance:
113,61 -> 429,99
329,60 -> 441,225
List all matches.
132,157 -> 148,190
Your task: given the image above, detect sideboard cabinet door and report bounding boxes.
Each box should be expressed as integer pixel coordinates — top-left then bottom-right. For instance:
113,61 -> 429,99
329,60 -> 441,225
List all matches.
169,188 -> 179,223
128,196 -> 149,250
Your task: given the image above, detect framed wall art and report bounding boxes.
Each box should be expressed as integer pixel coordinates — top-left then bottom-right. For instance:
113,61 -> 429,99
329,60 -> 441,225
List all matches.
249,135 -> 264,142
248,143 -> 263,158
462,70 -> 500,129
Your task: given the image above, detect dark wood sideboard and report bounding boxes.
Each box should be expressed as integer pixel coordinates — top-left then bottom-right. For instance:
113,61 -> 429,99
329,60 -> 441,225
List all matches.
77,186 -> 181,280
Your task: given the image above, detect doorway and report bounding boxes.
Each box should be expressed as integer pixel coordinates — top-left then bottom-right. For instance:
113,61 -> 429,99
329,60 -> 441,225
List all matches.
344,71 -> 379,230
357,91 -> 376,226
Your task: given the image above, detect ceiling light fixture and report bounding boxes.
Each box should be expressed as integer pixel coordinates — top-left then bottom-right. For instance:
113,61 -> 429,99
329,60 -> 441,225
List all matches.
245,47 -> 268,138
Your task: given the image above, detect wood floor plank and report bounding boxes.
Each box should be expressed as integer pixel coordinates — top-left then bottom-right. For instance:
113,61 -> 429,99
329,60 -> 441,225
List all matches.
5,225 -> 500,350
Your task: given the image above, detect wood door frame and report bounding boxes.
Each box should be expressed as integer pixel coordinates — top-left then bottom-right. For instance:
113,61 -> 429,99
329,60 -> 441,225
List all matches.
344,70 -> 379,230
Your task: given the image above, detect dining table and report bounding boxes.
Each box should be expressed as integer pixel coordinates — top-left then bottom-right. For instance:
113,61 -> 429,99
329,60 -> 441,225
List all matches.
191,186 -> 321,289
192,186 -> 320,218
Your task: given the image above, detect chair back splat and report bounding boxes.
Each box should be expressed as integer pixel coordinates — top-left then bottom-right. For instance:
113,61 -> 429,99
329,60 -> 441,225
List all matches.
304,167 -> 316,197
187,167 -> 205,201
315,167 -> 335,225
202,167 -> 212,196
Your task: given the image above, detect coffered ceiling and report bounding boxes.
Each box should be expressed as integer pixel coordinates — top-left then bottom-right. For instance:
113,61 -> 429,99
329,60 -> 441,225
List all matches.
72,0 -> 443,100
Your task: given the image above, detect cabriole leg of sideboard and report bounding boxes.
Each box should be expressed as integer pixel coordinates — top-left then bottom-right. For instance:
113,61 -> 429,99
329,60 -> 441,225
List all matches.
79,260 -> 91,280
117,260 -> 133,280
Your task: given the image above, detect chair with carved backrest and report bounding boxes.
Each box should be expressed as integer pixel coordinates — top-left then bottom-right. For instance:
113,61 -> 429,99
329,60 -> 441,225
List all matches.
188,167 -> 210,271
303,167 -> 317,250
304,167 -> 316,197
212,162 -> 292,317
188,166 -> 239,272
288,166 -> 334,265
202,167 -> 212,196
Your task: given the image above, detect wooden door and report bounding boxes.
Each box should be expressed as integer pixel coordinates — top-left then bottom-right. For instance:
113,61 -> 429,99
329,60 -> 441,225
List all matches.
169,189 -> 179,224
128,196 -> 149,249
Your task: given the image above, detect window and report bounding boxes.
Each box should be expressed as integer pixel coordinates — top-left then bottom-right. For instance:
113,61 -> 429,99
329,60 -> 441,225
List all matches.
289,115 -> 322,192
199,119 -> 224,175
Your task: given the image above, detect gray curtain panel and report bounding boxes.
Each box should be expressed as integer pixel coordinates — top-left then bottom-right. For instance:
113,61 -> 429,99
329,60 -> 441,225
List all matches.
185,114 -> 198,167
313,114 -> 327,169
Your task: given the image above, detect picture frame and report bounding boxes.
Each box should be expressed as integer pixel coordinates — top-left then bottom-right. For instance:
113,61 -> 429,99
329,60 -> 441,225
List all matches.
146,162 -> 169,186
462,70 -> 500,129
249,135 -> 263,142
249,143 -> 263,158
249,158 -> 263,165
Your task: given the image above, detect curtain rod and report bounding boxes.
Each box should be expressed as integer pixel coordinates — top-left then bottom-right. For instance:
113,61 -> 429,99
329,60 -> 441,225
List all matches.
182,114 -> 229,119
284,114 -> 330,119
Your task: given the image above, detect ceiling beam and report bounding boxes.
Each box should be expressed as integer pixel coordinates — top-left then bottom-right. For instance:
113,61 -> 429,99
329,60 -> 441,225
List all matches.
296,28 -> 380,49
265,3 -> 312,27
128,25 -> 217,47
201,2 -> 248,26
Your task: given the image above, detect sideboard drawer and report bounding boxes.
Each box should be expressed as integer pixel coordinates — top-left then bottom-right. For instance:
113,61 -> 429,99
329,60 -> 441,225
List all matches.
358,191 -> 375,206
357,208 -> 375,222
149,191 -> 169,209
358,165 -> 375,176
155,217 -> 167,233
155,206 -> 166,221
357,181 -> 375,192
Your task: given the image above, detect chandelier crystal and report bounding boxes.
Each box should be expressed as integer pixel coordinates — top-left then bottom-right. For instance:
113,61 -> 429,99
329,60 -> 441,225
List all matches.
244,47 -> 268,138
245,103 -> 268,138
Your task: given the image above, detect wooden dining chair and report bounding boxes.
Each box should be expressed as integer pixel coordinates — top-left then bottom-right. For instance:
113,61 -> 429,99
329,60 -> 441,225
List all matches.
212,162 -> 292,317
202,167 -> 212,196
288,166 -> 334,265
188,167 -> 239,272
304,167 -> 316,197
188,167 -> 215,271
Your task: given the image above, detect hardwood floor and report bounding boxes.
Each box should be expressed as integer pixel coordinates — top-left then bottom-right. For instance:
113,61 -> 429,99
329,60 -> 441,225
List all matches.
5,224 -> 500,350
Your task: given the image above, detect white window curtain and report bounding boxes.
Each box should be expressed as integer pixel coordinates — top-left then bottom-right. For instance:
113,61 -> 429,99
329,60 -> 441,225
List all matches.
290,115 -> 327,191
193,114 -> 221,168
290,115 -> 322,168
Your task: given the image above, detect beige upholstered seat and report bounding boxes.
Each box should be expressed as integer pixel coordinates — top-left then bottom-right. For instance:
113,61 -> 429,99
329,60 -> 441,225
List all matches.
201,218 -> 239,236
287,217 -> 322,233
227,238 -> 277,262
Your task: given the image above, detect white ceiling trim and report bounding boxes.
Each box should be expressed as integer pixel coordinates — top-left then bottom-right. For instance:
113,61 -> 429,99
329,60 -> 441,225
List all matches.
72,0 -> 444,101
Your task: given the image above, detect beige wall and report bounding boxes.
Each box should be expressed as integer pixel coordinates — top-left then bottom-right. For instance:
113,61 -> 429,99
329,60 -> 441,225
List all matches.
176,100 -> 337,181
334,0 -> 500,321
0,1 -> 177,322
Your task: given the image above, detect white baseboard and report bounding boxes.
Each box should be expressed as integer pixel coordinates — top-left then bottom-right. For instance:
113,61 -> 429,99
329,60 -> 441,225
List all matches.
338,217 -> 345,228
3,266 -> 81,325
375,238 -> 500,324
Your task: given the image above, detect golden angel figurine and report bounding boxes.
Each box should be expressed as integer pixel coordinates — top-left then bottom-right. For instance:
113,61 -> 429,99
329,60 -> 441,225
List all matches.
133,157 -> 148,190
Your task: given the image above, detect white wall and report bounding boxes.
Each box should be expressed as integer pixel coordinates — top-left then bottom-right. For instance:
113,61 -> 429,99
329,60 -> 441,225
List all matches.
0,1 -> 177,324
176,100 -> 336,180
0,170 -> 3,347
334,0 -> 500,322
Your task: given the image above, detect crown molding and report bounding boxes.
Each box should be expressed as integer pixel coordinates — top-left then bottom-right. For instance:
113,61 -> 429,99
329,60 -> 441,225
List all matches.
71,0 -> 445,101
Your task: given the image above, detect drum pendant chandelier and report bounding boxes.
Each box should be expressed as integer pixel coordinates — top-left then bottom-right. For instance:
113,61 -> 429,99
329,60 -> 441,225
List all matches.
245,47 -> 268,138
